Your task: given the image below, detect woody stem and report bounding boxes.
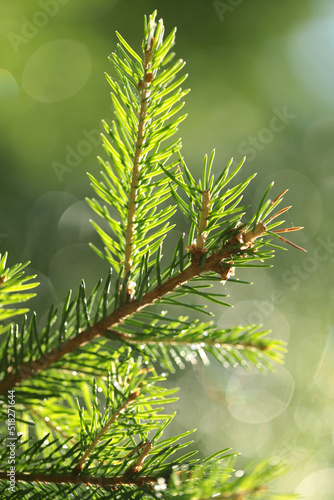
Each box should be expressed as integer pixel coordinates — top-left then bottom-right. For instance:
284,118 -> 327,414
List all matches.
196,190 -> 210,251
123,37 -> 154,298
0,242 -> 238,395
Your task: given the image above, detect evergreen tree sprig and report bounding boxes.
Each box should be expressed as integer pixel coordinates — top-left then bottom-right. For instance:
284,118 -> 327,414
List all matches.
87,11 -> 190,302
0,10 -> 303,499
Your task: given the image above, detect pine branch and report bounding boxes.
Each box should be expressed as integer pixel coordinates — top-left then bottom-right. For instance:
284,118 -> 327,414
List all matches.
0,227 -> 272,395
105,328 -> 268,349
87,11 -> 189,288
101,320 -> 285,373
0,360 -> 200,496
164,459 -> 299,500
0,11 -> 304,499
0,199 -> 297,395
203,488 -> 267,499
0,439 -> 296,498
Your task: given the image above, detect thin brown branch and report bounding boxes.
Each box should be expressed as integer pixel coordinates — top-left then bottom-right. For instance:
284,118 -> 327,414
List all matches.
104,329 -> 273,352
124,37 -> 154,300
73,389 -> 140,475
124,441 -> 152,477
0,238 -> 255,396
0,470 -> 156,488
0,469 -> 268,496
197,190 -> 210,252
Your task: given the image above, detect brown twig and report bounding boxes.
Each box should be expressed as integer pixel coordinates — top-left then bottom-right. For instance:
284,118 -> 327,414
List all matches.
0,470 -> 269,496
124,441 -> 153,478
0,470 -> 156,489
124,37 -> 155,301
104,329 -> 274,352
0,230 -> 263,396
0,244 -> 241,394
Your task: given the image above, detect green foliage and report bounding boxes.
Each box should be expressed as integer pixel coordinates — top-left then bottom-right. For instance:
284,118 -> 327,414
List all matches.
104,312 -> 286,373
0,253 -> 39,334
87,11 -> 189,276
0,10 -> 303,499
165,459 -> 297,500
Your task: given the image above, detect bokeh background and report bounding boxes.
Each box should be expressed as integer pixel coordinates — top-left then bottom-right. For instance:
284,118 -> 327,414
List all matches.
1,0 -> 333,497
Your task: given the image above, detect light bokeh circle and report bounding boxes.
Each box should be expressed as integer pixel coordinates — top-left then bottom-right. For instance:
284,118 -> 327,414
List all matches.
301,117 -> 334,175
226,365 -> 295,424
218,300 -> 291,344
57,200 -> 96,243
22,40 -> 92,103
288,18 -> 334,109
296,468 -> 334,499
314,326 -> 334,399
0,69 -> 19,99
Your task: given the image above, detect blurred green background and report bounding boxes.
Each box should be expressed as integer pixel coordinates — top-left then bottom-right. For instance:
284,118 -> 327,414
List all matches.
1,0 -> 333,496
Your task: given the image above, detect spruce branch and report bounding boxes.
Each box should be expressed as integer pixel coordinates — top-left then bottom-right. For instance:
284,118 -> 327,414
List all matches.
200,488 -> 268,499
0,11 -> 304,499
73,388 -> 141,475
165,459 -> 299,500
0,226 -> 276,395
101,321 -> 285,373
0,361 -> 202,496
87,10 -> 189,286
123,441 -> 153,477
0,211 -> 296,395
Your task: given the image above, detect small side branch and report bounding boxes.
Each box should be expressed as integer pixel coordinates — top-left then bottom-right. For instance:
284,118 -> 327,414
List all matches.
124,37 -> 154,300
0,225 -> 265,395
72,389 -> 141,475
124,441 -> 153,478
105,330 -> 272,353
196,190 -> 210,252
0,470 -> 268,496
